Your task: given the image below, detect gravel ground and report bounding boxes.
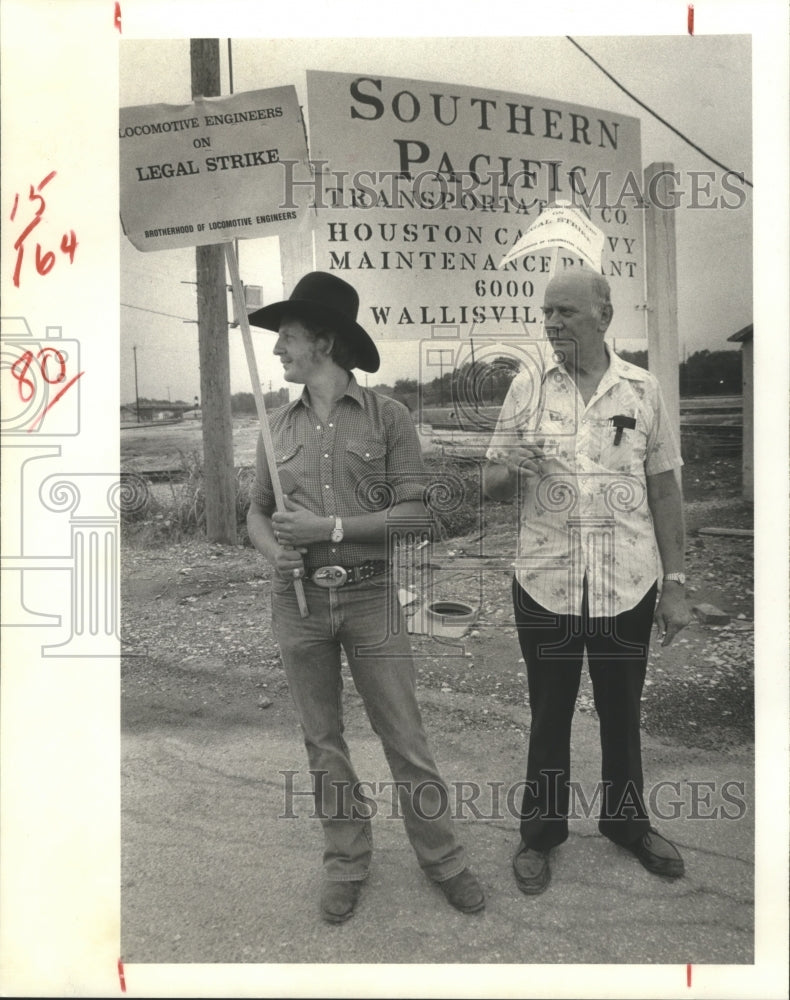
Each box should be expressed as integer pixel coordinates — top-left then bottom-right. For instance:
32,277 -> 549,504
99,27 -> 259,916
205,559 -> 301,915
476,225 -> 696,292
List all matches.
122,488 -> 753,754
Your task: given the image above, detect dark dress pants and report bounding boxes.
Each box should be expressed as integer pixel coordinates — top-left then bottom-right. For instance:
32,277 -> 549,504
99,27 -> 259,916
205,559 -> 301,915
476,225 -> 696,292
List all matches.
512,577 -> 658,850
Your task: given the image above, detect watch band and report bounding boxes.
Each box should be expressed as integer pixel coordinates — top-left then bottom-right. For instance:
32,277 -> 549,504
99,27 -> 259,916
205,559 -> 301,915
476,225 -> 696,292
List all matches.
330,516 -> 344,543
663,572 -> 686,586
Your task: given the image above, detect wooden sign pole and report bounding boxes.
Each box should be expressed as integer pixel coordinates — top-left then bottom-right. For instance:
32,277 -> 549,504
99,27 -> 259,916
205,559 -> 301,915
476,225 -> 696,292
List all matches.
190,38 -> 237,544
643,162 -> 682,461
224,244 -> 309,618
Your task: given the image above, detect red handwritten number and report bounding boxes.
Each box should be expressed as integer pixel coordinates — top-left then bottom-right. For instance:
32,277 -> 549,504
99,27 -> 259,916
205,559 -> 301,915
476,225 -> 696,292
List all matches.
9,171 -> 77,287
10,347 -> 79,431
11,348 -> 68,401
37,347 -> 67,385
60,230 -> 78,263
11,351 -> 36,402
35,244 -> 56,276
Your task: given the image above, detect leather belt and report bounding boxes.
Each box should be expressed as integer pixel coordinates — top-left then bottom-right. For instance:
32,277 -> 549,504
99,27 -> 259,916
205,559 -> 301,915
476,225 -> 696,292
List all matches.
310,561 -> 388,588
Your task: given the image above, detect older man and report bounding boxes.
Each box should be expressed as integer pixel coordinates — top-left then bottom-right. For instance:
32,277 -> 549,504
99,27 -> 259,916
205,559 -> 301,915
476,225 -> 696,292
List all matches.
247,271 -> 484,923
485,268 -> 692,895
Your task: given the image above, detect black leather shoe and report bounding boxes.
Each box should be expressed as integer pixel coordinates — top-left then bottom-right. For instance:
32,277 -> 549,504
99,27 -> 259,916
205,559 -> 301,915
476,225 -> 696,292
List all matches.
436,868 -> 485,913
320,880 -> 363,924
627,828 -> 685,878
512,843 -> 551,895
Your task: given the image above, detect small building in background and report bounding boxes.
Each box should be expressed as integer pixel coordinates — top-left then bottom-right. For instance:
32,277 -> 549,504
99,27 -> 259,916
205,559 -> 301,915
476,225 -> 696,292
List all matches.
727,323 -> 753,502
119,404 -> 188,424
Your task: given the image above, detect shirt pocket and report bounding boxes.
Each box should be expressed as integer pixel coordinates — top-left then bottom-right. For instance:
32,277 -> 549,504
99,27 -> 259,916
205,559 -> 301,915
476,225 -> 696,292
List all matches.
589,413 -> 648,474
345,438 -> 389,508
274,441 -> 305,496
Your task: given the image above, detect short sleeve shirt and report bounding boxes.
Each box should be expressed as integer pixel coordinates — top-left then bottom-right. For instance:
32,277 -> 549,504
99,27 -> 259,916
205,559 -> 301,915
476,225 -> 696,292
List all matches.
251,376 -> 426,569
486,346 -> 683,617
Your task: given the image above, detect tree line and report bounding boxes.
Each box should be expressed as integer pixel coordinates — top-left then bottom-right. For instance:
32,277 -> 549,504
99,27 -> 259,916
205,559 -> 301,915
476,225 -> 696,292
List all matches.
139,347 -> 738,417
230,388 -> 290,414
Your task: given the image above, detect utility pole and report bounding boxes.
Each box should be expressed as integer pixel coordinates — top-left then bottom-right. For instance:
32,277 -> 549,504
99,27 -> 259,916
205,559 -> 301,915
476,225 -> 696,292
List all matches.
133,345 -> 140,423
191,38 -> 237,543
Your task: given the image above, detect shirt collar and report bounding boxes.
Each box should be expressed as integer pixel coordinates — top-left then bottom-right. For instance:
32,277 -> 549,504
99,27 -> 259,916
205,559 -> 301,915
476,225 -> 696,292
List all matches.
606,348 -> 649,382
544,343 -> 649,383
292,372 -> 365,411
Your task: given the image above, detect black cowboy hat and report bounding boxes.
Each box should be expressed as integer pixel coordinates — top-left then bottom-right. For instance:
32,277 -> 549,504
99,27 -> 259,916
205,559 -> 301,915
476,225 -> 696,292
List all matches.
248,271 -> 380,373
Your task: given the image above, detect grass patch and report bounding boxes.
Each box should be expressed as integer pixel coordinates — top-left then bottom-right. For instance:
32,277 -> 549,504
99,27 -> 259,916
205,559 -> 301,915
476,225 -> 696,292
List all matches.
121,451 -> 255,547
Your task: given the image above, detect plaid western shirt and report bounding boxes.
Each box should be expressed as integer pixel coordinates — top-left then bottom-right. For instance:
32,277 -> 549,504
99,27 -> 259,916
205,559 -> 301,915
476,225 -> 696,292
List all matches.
486,345 -> 683,617
251,375 -> 426,569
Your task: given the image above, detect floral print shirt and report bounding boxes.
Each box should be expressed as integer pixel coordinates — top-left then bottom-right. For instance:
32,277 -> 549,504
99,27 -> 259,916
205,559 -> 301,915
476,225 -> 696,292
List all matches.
486,346 -> 682,617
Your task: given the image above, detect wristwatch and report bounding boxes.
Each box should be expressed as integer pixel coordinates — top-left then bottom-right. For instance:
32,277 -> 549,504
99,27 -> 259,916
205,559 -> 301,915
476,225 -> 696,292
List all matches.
330,516 -> 344,544
663,572 -> 686,586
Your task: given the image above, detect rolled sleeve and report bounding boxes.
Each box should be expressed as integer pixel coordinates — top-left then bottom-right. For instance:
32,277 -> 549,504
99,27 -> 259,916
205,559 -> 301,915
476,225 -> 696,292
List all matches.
644,380 -> 683,476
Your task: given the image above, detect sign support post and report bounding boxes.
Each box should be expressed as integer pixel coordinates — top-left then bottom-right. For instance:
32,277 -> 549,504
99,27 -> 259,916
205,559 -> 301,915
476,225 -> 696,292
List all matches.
643,162 -> 682,456
190,38 -> 237,544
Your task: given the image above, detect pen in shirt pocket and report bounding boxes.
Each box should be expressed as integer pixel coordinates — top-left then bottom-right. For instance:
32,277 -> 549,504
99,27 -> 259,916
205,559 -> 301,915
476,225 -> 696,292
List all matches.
610,414 -> 636,445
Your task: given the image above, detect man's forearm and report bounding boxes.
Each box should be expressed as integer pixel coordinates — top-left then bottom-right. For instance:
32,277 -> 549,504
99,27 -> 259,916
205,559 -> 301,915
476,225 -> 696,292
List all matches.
334,501 -> 431,545
247,502 -> 279,562
647,470 -> 685,575
260,499 -> 432,552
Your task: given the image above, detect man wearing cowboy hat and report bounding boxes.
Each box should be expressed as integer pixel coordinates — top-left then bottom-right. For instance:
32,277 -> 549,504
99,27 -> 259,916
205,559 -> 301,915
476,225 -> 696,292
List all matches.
247,271 -> 484,924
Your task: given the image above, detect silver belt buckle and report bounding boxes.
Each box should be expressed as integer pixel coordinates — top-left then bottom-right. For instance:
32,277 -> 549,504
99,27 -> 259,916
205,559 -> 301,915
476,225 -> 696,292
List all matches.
312,565 -> 348,588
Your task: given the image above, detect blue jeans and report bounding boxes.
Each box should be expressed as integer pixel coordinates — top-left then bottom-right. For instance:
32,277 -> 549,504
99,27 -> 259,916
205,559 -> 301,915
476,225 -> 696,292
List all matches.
271,573 -> 466,882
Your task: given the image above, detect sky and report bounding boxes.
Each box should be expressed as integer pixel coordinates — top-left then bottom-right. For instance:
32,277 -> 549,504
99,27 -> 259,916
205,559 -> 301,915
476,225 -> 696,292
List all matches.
119,34 -> 753,405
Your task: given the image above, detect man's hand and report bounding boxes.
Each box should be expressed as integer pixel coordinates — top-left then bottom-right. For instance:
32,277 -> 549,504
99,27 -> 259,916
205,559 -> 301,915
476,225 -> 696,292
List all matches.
505,439 -> 546,478
271,544 -> 307,580
654,583 -> 693,646
272,497 -> 330,547
485,439 -> 546,499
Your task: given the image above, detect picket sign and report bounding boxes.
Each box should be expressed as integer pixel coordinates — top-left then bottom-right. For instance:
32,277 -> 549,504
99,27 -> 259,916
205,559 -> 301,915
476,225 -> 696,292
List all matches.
499,202 -> 605,347
498,199 -> 605,272
224,244 -> 309,618
119,86 -> 313,612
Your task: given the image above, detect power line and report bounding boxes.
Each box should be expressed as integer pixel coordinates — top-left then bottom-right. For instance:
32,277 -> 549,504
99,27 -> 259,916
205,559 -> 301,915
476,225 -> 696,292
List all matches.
123,264 -> 191,287
121,302 -> 196,322
566,36 -> 753,188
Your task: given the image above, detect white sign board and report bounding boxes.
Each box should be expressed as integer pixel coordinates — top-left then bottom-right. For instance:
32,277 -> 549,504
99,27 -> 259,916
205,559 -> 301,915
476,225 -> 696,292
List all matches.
119,86 -> 310,252
304,72 -> 645,341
